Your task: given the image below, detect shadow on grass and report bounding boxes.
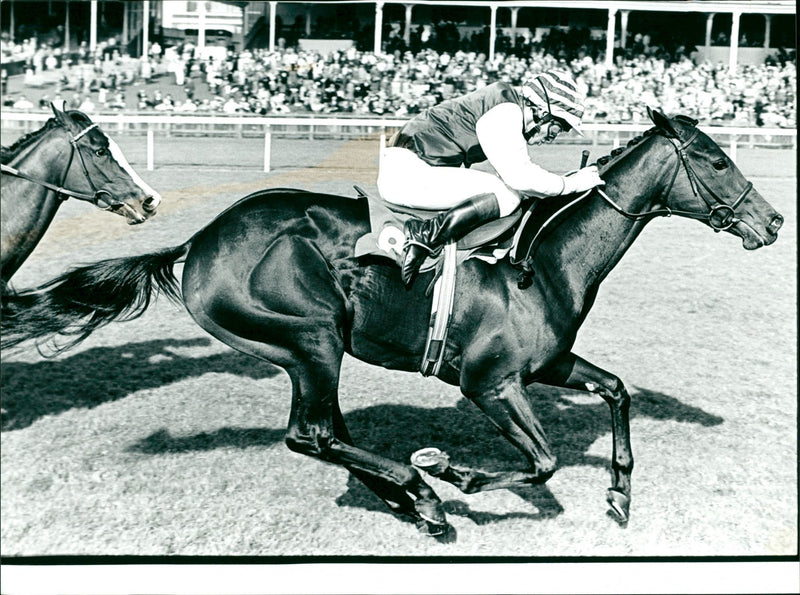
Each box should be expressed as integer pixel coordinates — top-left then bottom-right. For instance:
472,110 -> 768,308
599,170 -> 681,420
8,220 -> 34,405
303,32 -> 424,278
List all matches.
124,382 -> 722,528
335,386 -> 722,525
131,426 -> 287,453
3,337 -> 723,527
0,338 -> 282,431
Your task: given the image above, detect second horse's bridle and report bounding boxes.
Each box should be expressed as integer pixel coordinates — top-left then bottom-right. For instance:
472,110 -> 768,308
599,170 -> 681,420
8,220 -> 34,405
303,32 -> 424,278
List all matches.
1,121 -> 119,210
596,127 -> 753,232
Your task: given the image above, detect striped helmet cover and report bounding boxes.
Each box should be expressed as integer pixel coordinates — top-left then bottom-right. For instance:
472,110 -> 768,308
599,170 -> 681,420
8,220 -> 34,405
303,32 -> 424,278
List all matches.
522,70 -> 586,136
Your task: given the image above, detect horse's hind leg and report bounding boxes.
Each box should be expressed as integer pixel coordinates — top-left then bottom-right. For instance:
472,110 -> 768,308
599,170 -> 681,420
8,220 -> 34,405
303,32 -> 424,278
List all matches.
330,402 -> 430,522
283,340 -> 445,530
187,235 -> 447,531
538,352 -> 633,525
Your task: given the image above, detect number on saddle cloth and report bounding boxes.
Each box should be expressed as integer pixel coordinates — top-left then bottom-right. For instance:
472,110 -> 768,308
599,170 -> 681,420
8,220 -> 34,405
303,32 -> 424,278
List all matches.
353,185 -> 424,264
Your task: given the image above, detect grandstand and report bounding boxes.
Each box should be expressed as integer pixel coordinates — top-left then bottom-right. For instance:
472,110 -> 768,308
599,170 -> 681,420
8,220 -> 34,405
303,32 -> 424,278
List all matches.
1,1 -> 795,64
1,1 -> 796,139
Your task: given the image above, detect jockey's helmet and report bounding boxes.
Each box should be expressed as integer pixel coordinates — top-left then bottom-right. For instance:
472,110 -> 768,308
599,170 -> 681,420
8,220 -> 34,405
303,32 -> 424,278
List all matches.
522,70 -> 586,136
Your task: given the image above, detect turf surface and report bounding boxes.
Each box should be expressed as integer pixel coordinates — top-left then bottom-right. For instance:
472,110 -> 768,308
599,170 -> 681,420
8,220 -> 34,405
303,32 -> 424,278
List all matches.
1,134 -> 796,559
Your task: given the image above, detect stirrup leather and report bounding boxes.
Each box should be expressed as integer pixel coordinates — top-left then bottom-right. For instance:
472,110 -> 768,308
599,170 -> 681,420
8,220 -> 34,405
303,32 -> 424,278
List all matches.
421,242 -> 458,376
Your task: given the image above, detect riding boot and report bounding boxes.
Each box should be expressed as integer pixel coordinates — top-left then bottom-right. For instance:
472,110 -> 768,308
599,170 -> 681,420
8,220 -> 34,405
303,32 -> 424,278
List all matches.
401,193 -> 500,286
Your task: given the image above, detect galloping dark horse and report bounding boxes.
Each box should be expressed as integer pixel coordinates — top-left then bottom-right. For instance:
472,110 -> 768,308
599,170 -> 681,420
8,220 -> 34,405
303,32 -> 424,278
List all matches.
1,109 -> 782,535
1,102 -> 160,294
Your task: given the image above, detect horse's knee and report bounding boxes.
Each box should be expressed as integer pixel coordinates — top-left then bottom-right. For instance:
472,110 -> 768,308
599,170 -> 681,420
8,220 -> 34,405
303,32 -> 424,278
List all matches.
606,386 -> 631,411
589,377 -> 629,408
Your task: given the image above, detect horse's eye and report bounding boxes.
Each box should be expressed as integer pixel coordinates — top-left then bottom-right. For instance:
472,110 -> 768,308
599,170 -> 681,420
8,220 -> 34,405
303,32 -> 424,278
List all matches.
95,148 -> 109,157
712,158 -> 728,170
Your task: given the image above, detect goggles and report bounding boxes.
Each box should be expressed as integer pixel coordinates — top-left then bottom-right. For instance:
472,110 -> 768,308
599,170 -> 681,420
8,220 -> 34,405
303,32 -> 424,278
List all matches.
524,112 -> 566,144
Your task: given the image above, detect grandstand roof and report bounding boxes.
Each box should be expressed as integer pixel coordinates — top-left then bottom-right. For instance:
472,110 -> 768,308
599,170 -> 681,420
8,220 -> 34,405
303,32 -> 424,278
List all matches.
252,0 -> 795,15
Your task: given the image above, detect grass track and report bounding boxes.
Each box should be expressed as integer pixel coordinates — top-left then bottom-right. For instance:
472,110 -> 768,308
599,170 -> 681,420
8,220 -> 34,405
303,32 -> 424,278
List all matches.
1,137 -> 796,558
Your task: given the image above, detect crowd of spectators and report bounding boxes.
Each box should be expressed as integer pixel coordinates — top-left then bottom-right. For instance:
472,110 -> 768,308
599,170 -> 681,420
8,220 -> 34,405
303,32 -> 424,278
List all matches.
2,25 -> 796,129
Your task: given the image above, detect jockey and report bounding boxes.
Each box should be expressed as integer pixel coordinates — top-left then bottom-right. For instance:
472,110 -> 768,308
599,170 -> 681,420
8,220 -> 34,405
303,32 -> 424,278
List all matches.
377,69 -> 605,286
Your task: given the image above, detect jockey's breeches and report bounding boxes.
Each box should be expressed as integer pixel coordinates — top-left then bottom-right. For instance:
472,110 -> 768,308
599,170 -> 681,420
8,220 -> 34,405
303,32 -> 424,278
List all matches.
377,147 -> 521,217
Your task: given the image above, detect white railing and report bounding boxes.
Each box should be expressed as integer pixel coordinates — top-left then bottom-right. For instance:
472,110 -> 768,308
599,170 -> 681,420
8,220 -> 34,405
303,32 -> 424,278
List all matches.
2,112 -> 795,172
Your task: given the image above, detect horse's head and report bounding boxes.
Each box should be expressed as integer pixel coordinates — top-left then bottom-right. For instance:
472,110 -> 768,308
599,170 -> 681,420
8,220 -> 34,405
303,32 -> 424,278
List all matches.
648,107 -> 782,249
50,101 -> 160,224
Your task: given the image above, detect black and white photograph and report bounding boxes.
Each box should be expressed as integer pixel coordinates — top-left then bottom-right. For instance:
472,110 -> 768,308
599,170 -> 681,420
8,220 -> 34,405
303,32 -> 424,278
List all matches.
1,1 -> 797,593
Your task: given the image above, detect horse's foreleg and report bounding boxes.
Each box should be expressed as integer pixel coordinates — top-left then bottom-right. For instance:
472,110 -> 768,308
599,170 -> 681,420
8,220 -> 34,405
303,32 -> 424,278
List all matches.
539,352 -> 633,525
418,377 -> 558,494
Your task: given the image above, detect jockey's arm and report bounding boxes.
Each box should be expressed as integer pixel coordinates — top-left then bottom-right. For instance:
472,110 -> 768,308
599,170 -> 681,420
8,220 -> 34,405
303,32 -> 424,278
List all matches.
475,102 -> 569,198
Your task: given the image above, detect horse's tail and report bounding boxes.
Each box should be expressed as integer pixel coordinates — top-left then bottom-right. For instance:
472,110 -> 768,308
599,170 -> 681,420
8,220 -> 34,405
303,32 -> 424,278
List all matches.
1,243 -> 190,354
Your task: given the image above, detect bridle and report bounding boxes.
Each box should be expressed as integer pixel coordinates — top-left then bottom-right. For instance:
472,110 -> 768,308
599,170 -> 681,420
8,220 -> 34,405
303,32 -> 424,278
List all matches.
595,127 -> 753,232
1,121 -> 120,211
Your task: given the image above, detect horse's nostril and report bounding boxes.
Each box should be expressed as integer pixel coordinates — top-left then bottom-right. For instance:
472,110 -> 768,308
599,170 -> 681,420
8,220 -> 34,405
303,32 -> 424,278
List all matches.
768,214 -> 784,234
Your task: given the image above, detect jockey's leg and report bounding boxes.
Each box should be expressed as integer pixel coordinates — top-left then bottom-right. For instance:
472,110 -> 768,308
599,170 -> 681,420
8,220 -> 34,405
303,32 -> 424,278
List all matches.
401,193 -> 500,285
377,148 -> 520,285
378,147 -> 518,211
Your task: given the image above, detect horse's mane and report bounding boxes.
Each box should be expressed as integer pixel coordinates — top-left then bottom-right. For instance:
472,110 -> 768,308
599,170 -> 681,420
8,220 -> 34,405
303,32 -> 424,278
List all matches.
594,114 -> 701,173
1,111 -> 93,165
1,118 -> 59,164
594,127 -> 659,173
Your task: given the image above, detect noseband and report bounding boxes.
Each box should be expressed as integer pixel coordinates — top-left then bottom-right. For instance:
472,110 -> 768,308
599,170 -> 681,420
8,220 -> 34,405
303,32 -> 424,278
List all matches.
596,128 -> 753,232
1,122 -> 120,210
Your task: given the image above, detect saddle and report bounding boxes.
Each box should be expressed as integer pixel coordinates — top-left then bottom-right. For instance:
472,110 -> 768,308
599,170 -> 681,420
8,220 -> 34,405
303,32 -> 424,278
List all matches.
354,186 -> 518,274
353,185 -> 589,286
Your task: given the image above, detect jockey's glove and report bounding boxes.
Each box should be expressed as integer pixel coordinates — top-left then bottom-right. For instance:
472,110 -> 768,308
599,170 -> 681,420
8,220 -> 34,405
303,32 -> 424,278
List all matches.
562,165 -> 605,195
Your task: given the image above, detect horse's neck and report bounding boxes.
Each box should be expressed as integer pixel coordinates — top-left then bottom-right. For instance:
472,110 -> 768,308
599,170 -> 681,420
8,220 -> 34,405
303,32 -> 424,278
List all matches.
11,131 -> 70,185
1,134 -> 68,282
546,138 -> 675,309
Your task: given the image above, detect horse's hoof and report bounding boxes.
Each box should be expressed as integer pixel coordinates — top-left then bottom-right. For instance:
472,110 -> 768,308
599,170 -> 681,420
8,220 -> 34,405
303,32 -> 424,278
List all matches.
606,488 -> 630,526
415,518 -> 450,539
415,497 -> 447,526
411,447 -> 451,476
414,498 -> 450,539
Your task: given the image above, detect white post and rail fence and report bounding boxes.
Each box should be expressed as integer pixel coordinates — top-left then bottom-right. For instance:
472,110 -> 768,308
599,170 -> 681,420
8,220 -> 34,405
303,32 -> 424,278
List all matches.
1,112 -> 795,172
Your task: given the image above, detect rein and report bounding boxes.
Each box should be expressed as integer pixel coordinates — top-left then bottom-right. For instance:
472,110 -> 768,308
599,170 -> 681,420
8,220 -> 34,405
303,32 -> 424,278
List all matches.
513,126 -> 753,289
595,128 -> 753,232
1,122 -> 118,210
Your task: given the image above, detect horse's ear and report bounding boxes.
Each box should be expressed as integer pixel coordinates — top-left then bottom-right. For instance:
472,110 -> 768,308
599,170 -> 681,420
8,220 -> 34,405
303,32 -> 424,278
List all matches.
647,107 -> 678,137
50,100 -> 69,126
